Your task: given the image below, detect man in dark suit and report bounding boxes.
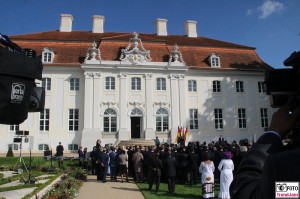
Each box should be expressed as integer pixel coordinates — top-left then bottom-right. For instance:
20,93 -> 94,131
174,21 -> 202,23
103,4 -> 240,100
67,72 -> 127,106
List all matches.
55,142 -> 64,168
230,103 -> 300,199
99,147 -> 109,183
187,148 -> 200,186
147,150 -> 162,193
163,150 -> 177,193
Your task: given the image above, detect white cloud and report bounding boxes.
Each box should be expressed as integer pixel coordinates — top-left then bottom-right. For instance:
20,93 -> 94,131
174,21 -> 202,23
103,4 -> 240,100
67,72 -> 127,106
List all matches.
246,9 -> 252,16
258,0 -> 284,19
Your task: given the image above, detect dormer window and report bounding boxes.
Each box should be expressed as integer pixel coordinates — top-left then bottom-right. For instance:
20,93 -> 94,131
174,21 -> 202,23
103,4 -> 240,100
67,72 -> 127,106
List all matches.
42,47 -> 55,63
210,53 -> 220,67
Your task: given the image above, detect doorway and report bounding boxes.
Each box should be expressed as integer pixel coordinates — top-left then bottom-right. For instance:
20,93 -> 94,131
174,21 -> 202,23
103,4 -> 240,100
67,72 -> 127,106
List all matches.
131,117 -> 141,138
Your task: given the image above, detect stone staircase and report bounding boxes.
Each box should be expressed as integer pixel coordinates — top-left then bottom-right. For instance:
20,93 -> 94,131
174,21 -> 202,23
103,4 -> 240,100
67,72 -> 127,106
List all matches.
117,139 -> 155,147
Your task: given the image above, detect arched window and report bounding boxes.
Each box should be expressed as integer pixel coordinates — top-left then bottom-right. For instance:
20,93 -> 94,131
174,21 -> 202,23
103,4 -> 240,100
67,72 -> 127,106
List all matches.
131,108 -> 143,116
103,108 -> 117,132
156,108 -> 169,132
41,47 -> 55,63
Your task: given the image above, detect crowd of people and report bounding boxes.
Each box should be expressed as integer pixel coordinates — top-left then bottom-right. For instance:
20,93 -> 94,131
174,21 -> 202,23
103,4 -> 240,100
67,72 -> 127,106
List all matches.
71,136 -> 253,198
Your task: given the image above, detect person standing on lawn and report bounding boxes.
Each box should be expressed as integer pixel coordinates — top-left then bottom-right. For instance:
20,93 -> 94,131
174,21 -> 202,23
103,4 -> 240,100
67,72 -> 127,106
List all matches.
55,142 -> 64,168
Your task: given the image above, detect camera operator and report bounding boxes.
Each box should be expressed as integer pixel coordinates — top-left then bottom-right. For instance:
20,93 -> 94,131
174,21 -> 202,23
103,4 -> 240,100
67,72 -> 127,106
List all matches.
230,100 -> 300,199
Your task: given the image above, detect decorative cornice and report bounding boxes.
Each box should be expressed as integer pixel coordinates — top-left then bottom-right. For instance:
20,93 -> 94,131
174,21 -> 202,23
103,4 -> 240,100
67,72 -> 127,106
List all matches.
119,32 -> 152,65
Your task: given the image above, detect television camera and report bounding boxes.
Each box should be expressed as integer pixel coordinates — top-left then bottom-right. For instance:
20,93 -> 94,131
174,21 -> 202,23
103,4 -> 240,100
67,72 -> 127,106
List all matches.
265,50 -> 300,146
0,33 -> 45,124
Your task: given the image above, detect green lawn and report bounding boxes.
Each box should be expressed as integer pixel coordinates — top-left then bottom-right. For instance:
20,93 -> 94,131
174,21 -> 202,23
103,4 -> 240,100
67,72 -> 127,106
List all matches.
137,182 -> 220,199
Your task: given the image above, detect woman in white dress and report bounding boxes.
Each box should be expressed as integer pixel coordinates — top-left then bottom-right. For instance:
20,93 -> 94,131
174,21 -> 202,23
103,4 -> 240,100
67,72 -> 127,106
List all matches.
199,152 -> 215,199
218,151 -> 234,199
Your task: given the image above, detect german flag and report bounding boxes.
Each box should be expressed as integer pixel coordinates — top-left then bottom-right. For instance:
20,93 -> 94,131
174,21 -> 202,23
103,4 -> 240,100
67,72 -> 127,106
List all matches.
184,127 -> 189,142
175,126 -> 182,143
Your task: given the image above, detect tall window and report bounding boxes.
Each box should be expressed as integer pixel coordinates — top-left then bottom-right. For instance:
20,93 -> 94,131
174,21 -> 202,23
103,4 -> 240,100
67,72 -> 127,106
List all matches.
258,81 -> 266,93
214,109 -> 223,130
9,125 -> 19,132
156,108 -> 169,132
70,78 -> 80,91
103,108 -> 117,132
213,80 -> 221,93
157,78 -> 166,91
131,77 -> 141,90
189,109 -> 199,130
236,81 -> 244,93
238,108 -> 247,129
188,80 -> 197,92
40,109 -> 50,131
260,108 -> 268,128
210,53 -> 220,67
69,109 -> 79,131
42,77 -> 51,91
38,144 -> 49,151
105,77 -> 115,90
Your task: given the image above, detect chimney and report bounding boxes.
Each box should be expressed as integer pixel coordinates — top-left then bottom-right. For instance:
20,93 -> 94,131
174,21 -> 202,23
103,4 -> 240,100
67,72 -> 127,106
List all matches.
92,15 -> 105,33
156,18 -> 168,36
60,14 -> 73,32
185,20 -> 197,37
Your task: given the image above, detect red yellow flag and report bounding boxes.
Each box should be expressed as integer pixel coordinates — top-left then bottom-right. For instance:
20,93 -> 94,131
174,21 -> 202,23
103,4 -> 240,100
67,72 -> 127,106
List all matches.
184,127 -> 189,141
176,126 -> 182,143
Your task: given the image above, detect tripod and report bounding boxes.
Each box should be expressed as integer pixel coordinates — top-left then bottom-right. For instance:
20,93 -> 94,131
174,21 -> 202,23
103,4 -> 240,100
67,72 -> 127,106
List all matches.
13,141 -> 29,175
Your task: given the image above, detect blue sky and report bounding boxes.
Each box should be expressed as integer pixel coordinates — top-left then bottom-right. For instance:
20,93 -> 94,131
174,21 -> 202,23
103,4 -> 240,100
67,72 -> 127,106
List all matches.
0,0 -> 299,68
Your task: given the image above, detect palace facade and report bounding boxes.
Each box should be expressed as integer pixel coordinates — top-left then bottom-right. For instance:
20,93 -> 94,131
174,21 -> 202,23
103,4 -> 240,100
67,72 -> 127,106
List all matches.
0,14 -> 274,154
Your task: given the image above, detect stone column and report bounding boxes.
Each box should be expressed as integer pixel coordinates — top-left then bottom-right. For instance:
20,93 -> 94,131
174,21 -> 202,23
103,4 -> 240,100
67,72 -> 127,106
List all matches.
144,73 -> 155,140
178,74 -> 186,126
169,74 -> 179,142
93,73 -> 101,130
118,73 -> 128,140
83,72 -> 94,130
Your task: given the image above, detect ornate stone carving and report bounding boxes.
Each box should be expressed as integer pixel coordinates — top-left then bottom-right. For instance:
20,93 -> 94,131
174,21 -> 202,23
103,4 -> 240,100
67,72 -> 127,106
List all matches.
144,73 -> 153,79
84,41 -> 101,62
119,32 -> 152,65
169,74 -> 178,79
102,102 -> 116,107
129,101 -> 144,107
118,73 -> 127,78
168,44 -> 184,63
84,72 -> 94,78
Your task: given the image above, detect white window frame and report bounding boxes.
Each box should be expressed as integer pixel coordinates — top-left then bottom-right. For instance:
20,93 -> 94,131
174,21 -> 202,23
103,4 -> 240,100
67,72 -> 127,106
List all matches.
236,81 -> 244,93
40,109 -> 50,131
238,108 -> 247,129
131,77 -> 141,90
9,125 -> 19,132
69,109 -> 79,131
213,80 -> 221,93
188,80 -> 197,92
260,108 -> 269,128
41,47 -> 55,63
103,108 -> 117,133
210,53 -> 220,67
68,144 -> 79,150
156,78 -> 166,91
38,144 -> 49,151
214,108 -> 223,130
8,144 -> 19,151
42,77 -> 51,91
105,77 -> 115,90
189,109 -> 199,130
70,78 -> 80,91
156,108 -> 169,132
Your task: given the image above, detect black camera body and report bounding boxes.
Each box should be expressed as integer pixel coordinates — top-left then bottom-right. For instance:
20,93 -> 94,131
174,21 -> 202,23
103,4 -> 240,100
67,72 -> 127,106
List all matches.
0,34 -> 44,125
265,51 -> 300,108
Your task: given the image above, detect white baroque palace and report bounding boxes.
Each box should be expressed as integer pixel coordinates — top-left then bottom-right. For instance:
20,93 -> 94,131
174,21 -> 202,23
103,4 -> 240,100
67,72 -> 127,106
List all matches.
0,14 -> 274,154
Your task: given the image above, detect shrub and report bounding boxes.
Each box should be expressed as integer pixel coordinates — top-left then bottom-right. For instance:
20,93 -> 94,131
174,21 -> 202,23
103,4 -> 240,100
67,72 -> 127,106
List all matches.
6,147 -> 14,157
